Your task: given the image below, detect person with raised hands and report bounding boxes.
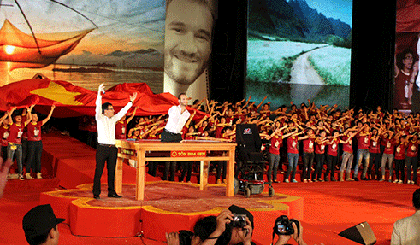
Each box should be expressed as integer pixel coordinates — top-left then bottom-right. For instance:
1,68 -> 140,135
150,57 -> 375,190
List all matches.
92,83 -> 137,199
25,104 -> 55,179
7,106 -> 33,180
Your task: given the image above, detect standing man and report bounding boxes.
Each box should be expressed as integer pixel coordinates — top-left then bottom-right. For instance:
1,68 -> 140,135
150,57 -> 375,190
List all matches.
92,84 -> 137,199
161,93 -> 191,181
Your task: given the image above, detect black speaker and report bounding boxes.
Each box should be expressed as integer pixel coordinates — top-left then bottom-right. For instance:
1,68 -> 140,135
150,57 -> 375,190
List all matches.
338,221 -> 376,245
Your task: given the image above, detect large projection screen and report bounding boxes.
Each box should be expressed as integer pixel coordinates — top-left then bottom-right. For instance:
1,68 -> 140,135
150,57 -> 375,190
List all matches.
394,0 -> 420,114
246,0 -> 352,109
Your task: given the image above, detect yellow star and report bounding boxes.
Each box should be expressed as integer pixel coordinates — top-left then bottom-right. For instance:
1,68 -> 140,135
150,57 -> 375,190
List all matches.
30,81 -> 83,105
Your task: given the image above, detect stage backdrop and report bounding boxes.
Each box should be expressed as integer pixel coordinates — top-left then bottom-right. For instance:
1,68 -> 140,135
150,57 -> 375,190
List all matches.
0,0 -> 166,94
394,0 -> 420,114
245,0 -> 352,109
0,0 -> 219,105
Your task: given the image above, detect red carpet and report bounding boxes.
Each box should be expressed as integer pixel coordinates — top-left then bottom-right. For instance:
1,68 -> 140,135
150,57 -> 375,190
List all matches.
0,133 -> 417,244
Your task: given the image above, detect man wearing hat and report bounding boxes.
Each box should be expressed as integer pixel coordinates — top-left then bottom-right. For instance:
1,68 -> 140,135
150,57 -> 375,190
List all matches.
22,204 -> 64,245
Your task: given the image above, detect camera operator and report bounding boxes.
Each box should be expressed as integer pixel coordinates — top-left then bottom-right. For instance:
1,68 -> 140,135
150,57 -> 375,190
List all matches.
272,218 -> 307,245
201,205 -> 254,245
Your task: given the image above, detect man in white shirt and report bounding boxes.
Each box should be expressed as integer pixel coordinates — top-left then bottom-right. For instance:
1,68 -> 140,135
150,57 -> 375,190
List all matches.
161,93 -> 190,181
391,188 -> 420,245
92,84 -> 137,199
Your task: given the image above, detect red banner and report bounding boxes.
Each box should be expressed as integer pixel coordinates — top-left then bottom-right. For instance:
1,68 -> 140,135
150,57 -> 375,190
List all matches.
0,79 -> 205,118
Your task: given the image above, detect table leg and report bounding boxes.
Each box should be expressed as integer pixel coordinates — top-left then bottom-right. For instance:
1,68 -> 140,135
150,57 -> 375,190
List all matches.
226,147 -> 235,196
199,161 -> 204,190
136,149 -> 146,201
115,156 -> 123,195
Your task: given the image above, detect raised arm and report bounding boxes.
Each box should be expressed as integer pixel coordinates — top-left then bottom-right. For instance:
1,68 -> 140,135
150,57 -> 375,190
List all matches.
126,107 -> 137,124
7,107 -> 16,125
0,111 -> 8,125
95,84 -> 104,120
41,105 -> 56,126
24,105 -> 34,126
114,92 -> 137,121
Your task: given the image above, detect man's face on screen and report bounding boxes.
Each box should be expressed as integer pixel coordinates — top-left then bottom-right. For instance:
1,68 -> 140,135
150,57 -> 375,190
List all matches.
164,0 -> 213,86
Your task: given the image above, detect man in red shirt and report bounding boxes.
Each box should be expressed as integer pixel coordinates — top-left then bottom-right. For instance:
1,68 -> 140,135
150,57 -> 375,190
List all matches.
25,105 -> 55,179
406,134 -> 419,184
325,131 -> 341,181
394,135 -> 407,184
314,131 -> 328,182
340,130 -> 356,181
284,125 -> 304,183
301,128 -> 316,183
380,130 -> 396,182
354,123 -> 371,181
7,107 -> 33,180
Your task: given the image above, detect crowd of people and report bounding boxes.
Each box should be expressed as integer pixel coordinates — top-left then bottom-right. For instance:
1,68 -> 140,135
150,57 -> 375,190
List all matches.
1,105 -> 55,180
75,96 -> 420,186
4,94 -> 420,187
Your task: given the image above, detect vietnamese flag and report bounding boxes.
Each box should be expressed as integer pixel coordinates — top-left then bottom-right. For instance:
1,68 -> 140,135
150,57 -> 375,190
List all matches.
0,79 -> 202,118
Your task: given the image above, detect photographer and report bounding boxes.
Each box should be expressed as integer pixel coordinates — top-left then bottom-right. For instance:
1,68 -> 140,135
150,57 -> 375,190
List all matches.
202,205 -> 254,245
166,215 -> 217,245
272,216 -> 307,245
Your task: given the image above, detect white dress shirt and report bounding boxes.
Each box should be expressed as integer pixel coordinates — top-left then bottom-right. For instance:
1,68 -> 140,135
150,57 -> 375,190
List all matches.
95,93 -> 132,145
164,105 -> 190,134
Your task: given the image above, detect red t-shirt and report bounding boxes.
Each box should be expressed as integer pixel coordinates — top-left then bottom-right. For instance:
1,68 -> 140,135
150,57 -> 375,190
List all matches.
327,138 -> 339,156
269,136 -> 283,155
115,120 -> 127,140
406,141 -> 418,157
8,123 -> 24,144
315,140 -> 326,154
357,134 -> 370,149
303,137 -> 315,153
287,136 -> 299,154
382,138 -> 395,155
342,136 -> 353,153
394,143 -> 406,160
27,121 -> 43,141
369,138 -> 380,154
0,125 -> 9,147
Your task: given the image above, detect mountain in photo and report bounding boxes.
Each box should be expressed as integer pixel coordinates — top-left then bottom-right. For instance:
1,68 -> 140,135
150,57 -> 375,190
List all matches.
248,0 -> 352,43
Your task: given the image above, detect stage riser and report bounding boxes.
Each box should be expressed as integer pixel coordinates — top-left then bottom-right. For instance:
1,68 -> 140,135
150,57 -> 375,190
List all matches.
40,183 -> 303,244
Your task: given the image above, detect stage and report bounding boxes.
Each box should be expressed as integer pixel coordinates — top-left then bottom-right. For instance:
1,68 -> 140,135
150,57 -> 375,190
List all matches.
0,132 -> 418,244
39,181 -> 303,243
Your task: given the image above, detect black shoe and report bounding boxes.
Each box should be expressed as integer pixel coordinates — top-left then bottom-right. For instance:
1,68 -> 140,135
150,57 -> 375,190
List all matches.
108,193 -> 122,198
93,195 -> 100,200
354,178 -> 359,181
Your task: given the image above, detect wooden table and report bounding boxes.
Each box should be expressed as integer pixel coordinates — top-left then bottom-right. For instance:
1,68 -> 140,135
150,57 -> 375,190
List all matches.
115,139 -> 237,201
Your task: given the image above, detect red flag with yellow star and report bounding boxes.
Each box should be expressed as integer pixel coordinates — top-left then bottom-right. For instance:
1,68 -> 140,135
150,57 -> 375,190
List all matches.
0,79 -> 183,118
